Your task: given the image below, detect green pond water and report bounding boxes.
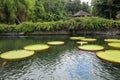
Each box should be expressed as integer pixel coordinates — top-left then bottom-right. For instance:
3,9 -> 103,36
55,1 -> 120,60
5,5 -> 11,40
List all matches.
0,35 -> 120,80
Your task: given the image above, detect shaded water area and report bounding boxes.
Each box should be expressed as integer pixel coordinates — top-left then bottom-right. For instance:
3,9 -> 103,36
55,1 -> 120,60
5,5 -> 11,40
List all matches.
0,35 -> 120,80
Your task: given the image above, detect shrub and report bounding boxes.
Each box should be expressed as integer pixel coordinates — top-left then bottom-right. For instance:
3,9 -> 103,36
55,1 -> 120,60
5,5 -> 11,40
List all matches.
0,17 -> 119,33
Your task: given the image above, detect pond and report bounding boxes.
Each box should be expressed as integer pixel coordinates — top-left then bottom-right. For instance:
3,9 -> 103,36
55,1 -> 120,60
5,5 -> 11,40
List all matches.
0,35 -> 120,80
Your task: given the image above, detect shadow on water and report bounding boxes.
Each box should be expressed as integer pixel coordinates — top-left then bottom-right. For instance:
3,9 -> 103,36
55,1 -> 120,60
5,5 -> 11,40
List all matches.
0,35 -> 119,80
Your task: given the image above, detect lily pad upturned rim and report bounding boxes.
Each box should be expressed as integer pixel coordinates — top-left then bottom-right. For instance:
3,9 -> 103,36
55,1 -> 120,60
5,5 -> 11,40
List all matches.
104,39 -> 120,43
108,43 -> 120,49
78,44 -> 104,52
47,41 -> 64,46
24,44 -> 50,51
70,36 -> 85,40
96,50 -> 120,64
0,50 -> 34,61
80,38 -> 97,42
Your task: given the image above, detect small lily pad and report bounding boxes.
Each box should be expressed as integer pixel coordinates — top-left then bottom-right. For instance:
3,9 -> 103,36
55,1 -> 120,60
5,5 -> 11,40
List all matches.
47,41 -> 64,46
24,44 -> 50,51
104,39 -> 120,43
0,50 -> 34,61
81,38 -> 97,42
78,45 -> 104,52
70,37 -> 85,40
108,43 -> 120,49
77,41 -> 88,45
96,50 -> 120,63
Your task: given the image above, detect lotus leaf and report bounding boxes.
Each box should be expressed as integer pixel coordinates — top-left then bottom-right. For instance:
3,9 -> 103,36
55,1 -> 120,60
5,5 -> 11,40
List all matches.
78,45 -> 104,52
24,44 -> 50,51
96,50 -> 120,63
81,38 -> 97,42
104,39 -> 120,43
47,41 -> 64,46
108,43 -> 120,49
70,37 -> 85,40
0,50 -> 34,61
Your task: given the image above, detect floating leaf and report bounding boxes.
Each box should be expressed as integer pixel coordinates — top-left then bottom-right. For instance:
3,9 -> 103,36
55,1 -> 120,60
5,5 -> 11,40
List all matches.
108,43 -> 120,49
81,38 -> 97,42
47,41 -> 64,46
78,44 -> 104,52
24,44 -> 50,51
70,37 -> 85,40
104,39 -> 120,43
0,50 -> 34,61
96,50 -> 120,63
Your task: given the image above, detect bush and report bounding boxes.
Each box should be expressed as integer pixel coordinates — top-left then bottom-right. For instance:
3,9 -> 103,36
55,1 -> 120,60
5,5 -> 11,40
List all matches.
0,17 -> 119,33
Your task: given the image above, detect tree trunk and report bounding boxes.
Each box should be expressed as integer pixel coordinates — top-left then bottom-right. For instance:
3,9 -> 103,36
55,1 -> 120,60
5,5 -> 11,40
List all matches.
109,6 -> 112,19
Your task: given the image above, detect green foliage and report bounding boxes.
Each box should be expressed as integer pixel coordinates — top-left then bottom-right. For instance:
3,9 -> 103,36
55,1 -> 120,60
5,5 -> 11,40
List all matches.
92,0 -> 120,19
0,17 -> 119,33
0,0 -> 36,24
0,0 -> 91,24
41,0 -> 66,21
81,2 -> 91,13
65,0 -> 91,14
65,0 -> 81,14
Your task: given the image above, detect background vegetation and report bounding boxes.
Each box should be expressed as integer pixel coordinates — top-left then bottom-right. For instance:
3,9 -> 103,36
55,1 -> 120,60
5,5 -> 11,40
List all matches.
0,0 -> 90,24
0,0 -> 120,33
92,0 -> 120,19
0,17 -> 119,33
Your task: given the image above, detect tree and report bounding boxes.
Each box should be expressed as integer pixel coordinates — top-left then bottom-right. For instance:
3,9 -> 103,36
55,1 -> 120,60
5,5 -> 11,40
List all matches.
107,0 -> 113,19
0,0 -> 35,24
41,0 -> 66,21
34,0 -> 46,22
81,2 -> 91,13
65,0 -> 81,14
92,0 -> 120,19
0,0 -> 92,24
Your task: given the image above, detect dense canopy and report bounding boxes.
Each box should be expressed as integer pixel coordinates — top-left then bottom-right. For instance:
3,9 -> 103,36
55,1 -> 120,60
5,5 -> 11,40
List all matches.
0,0 -> 91,24
92,0 -> 120,19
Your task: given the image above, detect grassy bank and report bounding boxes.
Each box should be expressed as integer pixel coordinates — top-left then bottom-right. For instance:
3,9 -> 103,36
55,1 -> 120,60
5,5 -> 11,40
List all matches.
0,17 -> 120,33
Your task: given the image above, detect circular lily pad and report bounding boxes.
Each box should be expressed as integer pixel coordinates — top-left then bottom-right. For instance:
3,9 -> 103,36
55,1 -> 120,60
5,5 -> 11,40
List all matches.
78,45 -> 104,52
70,37 -> 85,40
81,38 -> 97,42
77,41 -> 88,45
0,50 -> 34,61
104,39 -> 120,43
47,41 -> 64,46
108,43 -> 120,49
96,50 -> 120,63
24,44 -> 50,51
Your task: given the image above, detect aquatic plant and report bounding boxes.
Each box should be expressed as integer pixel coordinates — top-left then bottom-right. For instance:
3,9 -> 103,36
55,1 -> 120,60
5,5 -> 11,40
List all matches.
0,50 -> 34,61
78,44 -> 104,52
96,50 -> 120,63
47,41 -> 64,46
24,44 -> 50,52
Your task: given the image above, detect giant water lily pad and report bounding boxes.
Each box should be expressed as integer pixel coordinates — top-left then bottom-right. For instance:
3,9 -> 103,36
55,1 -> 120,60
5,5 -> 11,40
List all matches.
77,41 -> 88,45
78,45 -> 104,52
47,41 -> 64,46
81,38 -> 97,42
96,50 -> 120,63
70,37 -> 85,40
108,43 -> 120,49
24,44 -> 50,51
0,50 -> 34,61
104,39 -> 120,43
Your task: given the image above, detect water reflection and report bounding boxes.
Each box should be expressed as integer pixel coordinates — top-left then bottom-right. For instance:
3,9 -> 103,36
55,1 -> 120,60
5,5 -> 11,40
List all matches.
0,35 -> 119,80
